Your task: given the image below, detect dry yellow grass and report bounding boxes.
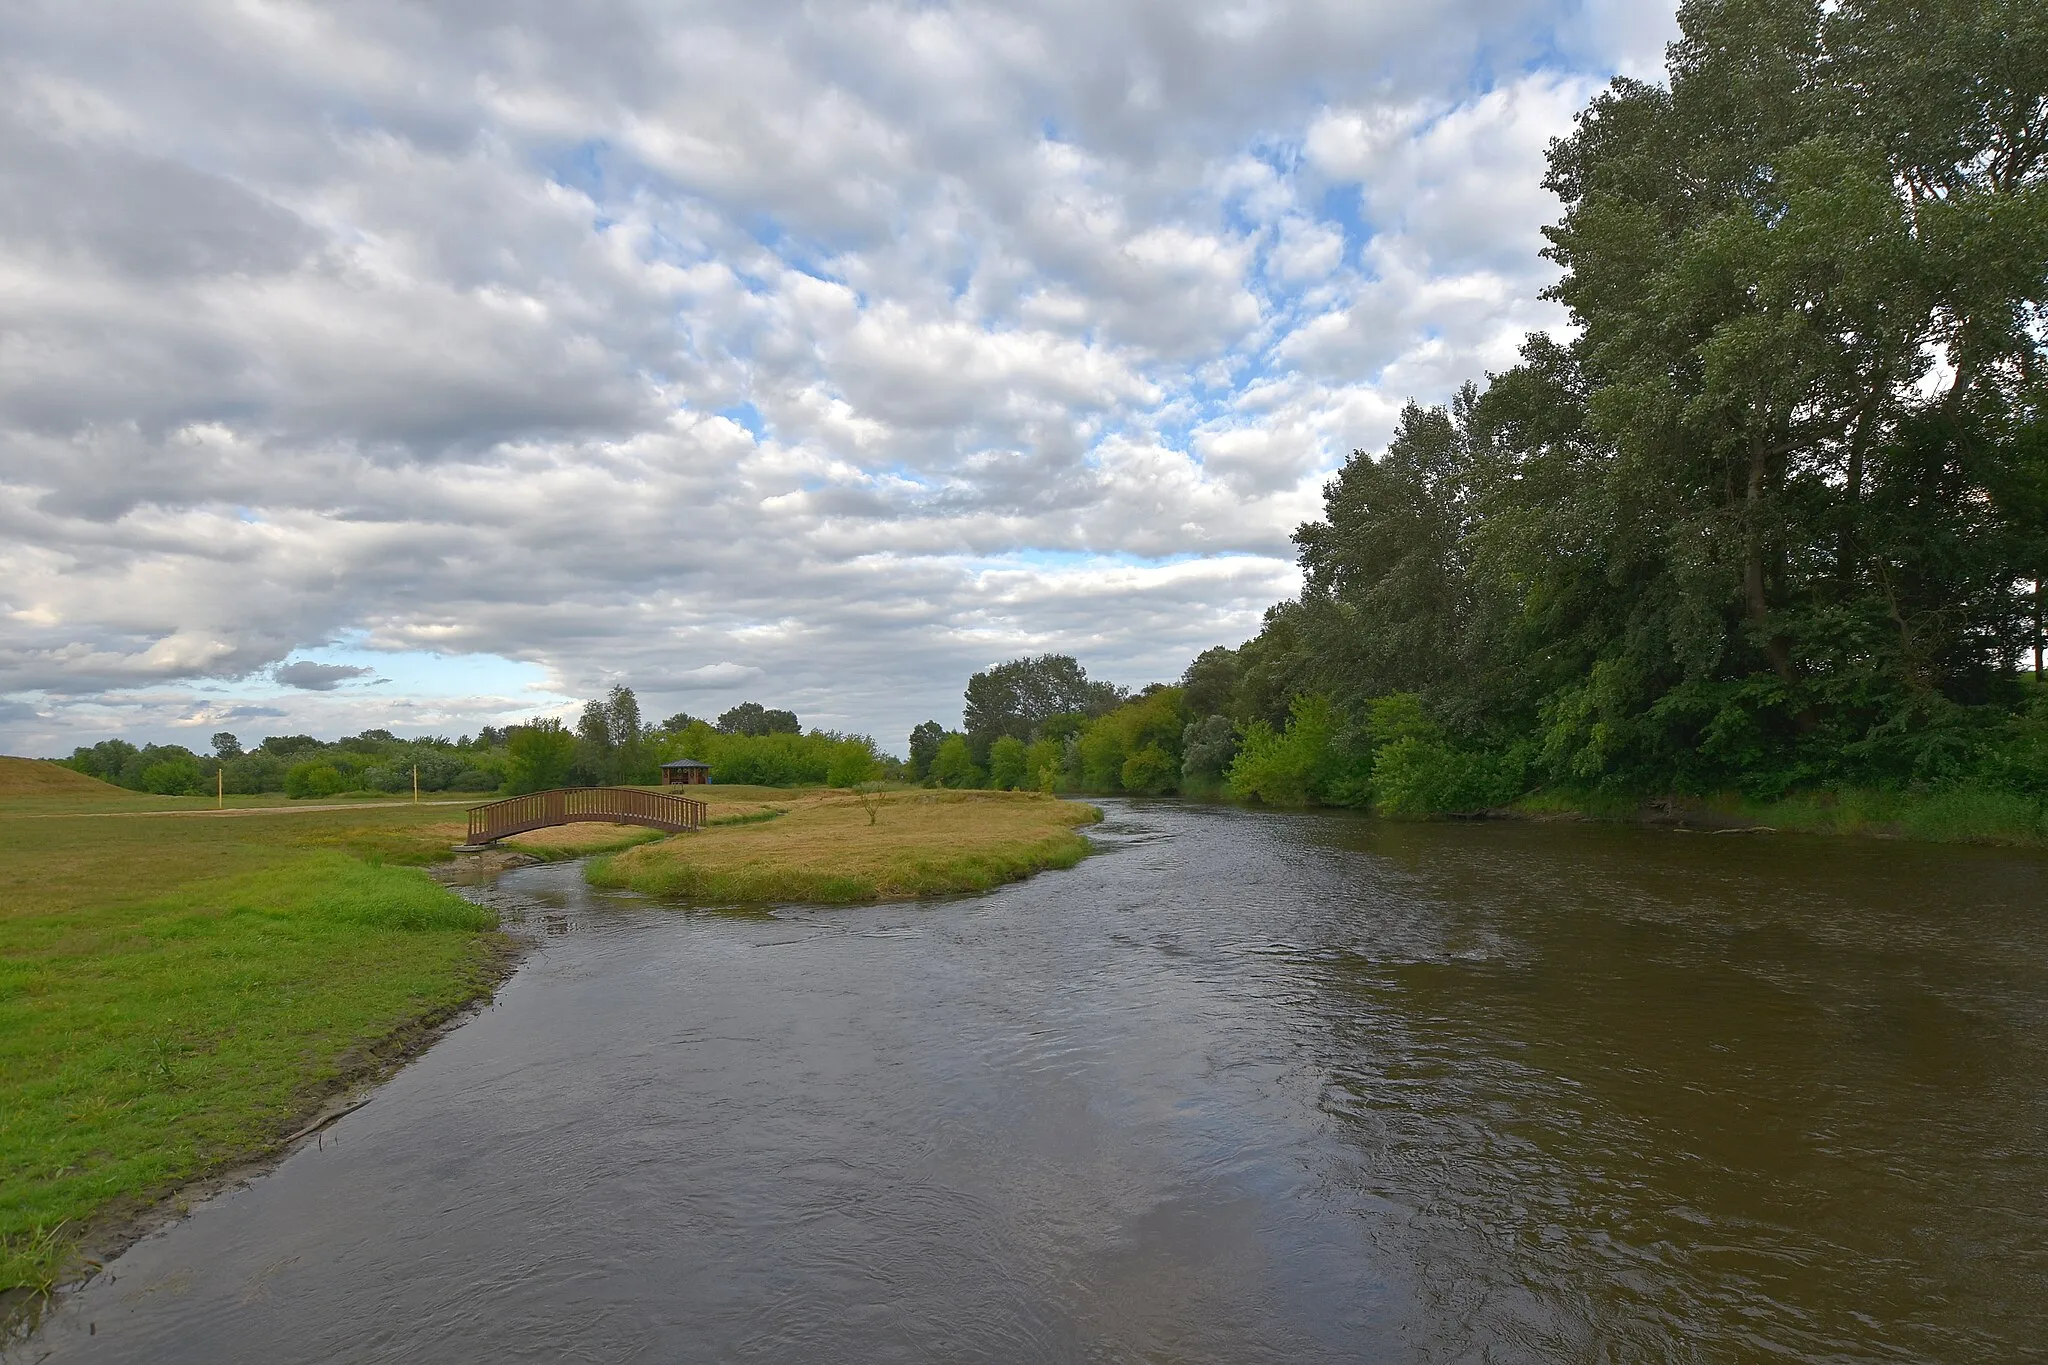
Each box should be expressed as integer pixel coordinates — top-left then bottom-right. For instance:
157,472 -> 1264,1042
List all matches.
589,789 -> 1102,903
653,784 -> 839,823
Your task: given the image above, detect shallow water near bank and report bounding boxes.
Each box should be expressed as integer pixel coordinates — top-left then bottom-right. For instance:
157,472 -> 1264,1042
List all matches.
14,801 -> 2048,1362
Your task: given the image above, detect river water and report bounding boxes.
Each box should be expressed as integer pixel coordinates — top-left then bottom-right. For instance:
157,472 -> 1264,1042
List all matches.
16,802 -> 2048,1362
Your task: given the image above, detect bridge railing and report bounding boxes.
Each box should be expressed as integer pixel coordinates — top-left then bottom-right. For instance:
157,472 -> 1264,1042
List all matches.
466,786 -> 707,844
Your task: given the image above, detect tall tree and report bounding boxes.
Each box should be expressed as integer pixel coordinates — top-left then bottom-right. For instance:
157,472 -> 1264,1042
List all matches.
907,721 -> 945,781
716,702 -> 801,736
962,654 -> 1125,760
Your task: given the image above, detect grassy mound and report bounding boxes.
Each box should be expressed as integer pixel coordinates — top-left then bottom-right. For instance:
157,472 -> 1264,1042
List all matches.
588,789 -> 1102,903
0,757 -> 140,801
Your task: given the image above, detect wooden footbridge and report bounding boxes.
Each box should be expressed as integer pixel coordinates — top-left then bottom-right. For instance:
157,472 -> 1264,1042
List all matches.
463,786 -> 706,847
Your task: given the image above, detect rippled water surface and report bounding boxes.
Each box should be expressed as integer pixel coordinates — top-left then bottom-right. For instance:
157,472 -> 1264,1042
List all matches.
18,803 -> 2048,1362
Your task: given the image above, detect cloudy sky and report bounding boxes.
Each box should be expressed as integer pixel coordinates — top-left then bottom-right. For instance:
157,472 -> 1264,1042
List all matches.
0,0 -> 1678,757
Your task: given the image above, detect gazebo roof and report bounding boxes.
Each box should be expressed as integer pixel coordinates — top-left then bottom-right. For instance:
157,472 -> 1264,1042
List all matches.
659,758 -> 711,768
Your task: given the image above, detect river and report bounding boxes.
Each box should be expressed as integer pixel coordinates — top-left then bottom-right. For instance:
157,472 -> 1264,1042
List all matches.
16,801 -> 2048,1362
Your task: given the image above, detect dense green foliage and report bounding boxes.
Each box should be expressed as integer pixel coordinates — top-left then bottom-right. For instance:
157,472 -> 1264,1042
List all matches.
909,656 -> 1202,798
60,688 -> 891,798
505,718 -> 576,794
710,702 -> 801,736
651,720 -> 883,788
961,654 -> 1126,762
543,687 -> 884,788
1214,0 -> 2047,818
64,729 -> 507,798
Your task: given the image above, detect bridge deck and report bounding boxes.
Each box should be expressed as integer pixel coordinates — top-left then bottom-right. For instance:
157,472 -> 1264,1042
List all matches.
466,786 -> 706,845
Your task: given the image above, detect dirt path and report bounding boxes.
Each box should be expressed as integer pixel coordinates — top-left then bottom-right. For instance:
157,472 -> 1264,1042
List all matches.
4,800 -> 477,819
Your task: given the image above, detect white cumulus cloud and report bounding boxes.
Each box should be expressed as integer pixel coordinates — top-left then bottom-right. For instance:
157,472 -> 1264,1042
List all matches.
0,0 -> 1679,755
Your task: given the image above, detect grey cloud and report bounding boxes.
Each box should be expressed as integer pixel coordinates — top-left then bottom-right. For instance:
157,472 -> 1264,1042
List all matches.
0,119 -> 318,280
275,661 -> 377,691
0,0 -> 1672,752
656,662 -> 764,690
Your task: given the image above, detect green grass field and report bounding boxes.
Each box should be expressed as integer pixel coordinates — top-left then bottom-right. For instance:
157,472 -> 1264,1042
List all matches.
0,758 -> 520,1303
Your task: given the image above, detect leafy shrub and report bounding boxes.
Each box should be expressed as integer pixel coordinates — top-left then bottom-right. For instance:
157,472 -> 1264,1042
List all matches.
1119,744 -> 1176,794
506,719 -> 576,794
827,739 -> 881,788
650,722 -> 870,787
1023,738 -> 1063,792
929,735 -> 985,788
1076,724 -> 1124,791
138,756 -> 204,795
1180,714 -> 1237,790
1228,695 -> 1353,806
64,739 -> 139,785
284,762 -> 346,799
1371,739 -> 1519,816
986,736 -> 1028,790
222,751 -> 289,794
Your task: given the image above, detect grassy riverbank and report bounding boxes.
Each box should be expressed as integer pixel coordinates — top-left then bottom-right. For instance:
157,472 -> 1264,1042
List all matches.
0,759 -> 523,1306
590,789 -> 1102,903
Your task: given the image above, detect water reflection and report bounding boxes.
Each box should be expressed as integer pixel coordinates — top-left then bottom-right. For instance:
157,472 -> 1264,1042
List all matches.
15,804 -> 2046,1362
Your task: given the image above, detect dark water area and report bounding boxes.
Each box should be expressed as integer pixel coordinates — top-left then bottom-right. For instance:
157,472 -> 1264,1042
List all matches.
16,803 -> 2048,1362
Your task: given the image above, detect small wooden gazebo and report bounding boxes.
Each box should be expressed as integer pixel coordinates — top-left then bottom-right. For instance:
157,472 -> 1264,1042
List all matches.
659,759 -> 711,786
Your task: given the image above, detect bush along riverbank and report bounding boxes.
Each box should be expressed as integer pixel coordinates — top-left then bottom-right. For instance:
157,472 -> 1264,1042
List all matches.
1213,687 -> 2048,847
588,790 -> 1102,903
894,662 -> 2048,848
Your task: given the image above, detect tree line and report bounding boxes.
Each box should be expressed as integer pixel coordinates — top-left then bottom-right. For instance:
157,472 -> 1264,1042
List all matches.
502,688 -> 883,793
60,692 -> 888,798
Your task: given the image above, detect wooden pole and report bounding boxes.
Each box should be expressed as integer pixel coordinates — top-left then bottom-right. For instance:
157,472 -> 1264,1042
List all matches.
413,765 -> 419,804
217,768 -> 224,810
